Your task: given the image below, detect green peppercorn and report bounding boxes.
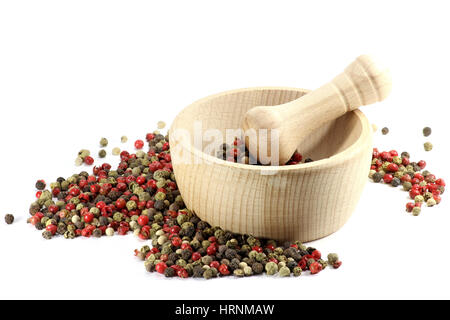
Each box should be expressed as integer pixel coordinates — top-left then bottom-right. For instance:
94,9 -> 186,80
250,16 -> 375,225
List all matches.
112,147 -> 121,156
293,267 -> 302,277
279,266 -> 291,277
265,262 -> 278,275
402,182 -> 412,191
412,207 -> 421,216
426,198 -> 437,207
100,137 -> 108,147
4,214 -> 14,225
98,149 -> 107,158
424,142 -> 433,152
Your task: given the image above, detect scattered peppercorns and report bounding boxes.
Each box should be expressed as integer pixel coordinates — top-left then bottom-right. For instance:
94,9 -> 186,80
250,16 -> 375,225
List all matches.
370,147 -> 444,215
4,214 -> 14,225
29,129 -> 339,279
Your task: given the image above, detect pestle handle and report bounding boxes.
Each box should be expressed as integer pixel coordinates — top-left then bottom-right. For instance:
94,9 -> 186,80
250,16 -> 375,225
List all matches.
243,54 -> 392,165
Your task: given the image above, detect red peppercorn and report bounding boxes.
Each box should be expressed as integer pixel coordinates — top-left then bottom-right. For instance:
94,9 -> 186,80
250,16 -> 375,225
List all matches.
389,150 -> 398,157
84,156 -> 94,165
435,178 -> 446,187
418,160 -> 426,170
414,173 -> 424,181
269,258 -> 278,264
83,212 -> 94,223
170,226 -> 180,234
177,268 -> 188,278
155,262 -> 167,274
206,245 -> 217,256
146,133 -> 155,141
402,157 -> 410,166
136,176 -> 146,185
218,264 -> 230,275
192,252 -> 201,261
171,237 -> 182,247
298,258 -> 307,271
333,261 -> 342,269
292,152 -> 303,162
96,201 -> 106,210
311,250 -> 321,260
266,244 -> 275,251
35,191 -> 42,198
433,194 -> 442,204
181,243 -> 191,251
115,198 -> 126,209
401,174 -> 412,183
309,261 -> 323,274
409,189 -> 421,199
210,261 -> 220,269
387,163 -> 399,172
406,202 -> 415,212
30,216 -> 40,225
134,140 -> 144,149
46,224 -> 57,235
48,204 -> 59,214
383,173 -> 393,183
137,215 -> 149,226
252,246 -> 263,253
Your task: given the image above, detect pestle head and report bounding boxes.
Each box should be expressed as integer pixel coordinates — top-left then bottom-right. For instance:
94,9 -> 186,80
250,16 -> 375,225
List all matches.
243,55 -> 392,165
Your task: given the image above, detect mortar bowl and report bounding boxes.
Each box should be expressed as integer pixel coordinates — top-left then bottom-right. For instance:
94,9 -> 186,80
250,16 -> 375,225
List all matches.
169,87 -> 372,242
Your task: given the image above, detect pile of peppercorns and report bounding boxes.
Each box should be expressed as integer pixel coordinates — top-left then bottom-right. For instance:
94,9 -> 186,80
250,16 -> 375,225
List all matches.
369,148 -> 445,215
216,138 -> 313,165
28,129 -> 340,279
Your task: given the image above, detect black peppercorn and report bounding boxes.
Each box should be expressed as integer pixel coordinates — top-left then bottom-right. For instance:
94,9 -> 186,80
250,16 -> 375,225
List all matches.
4,214 -> 14,225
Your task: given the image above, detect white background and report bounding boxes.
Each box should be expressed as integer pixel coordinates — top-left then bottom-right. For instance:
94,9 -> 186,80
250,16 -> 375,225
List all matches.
1,0 -> 449,300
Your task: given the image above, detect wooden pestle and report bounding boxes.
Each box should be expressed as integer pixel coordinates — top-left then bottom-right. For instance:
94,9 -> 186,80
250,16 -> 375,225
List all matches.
242,54 -> 392,165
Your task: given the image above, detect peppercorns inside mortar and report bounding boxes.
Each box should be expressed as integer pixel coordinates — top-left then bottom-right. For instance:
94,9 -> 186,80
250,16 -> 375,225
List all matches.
27,128 -> 341,279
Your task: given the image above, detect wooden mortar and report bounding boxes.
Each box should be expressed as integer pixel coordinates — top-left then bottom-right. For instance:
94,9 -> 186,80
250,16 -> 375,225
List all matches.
170,86 -> 374,242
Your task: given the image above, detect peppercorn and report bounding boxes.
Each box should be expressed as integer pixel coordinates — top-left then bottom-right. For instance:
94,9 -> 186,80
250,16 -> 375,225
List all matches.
411,206 -> 421,216
381,127 -> 389,135
111,147 -> 121,156
403,181 -> 412,191
35,180 -> 46,190
426,198 -> 437,207
100,137 -> 108,147
4,214 -> 14,225
279,266 -> 291,277
372,172 -> 383,183
157,121 -> 166,129
98,149 -> 107,158
391,177 -> 401,187
424,142 -> 433,152
293,267 -> 302,276
423,127 -> 432,137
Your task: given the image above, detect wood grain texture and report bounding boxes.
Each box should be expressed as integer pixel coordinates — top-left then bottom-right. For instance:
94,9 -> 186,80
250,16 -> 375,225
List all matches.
170,87 -> 373,242
242,55 -> 391,164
